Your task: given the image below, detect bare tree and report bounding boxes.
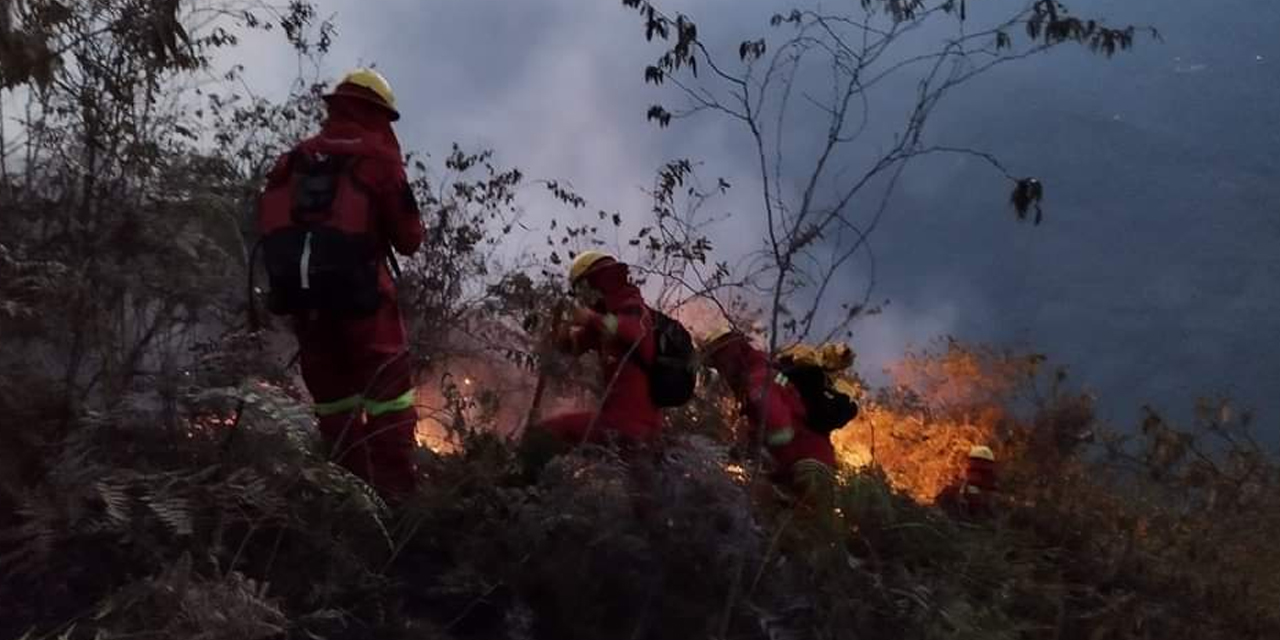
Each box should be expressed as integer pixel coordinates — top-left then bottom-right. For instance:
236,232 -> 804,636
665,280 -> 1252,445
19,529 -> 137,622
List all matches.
621,0 -> 1153,352
617,1 -> 1153,632
0,0 -> 333,422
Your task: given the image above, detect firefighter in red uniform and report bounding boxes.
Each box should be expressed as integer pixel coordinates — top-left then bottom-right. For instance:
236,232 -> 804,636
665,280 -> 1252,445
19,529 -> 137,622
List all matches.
257,68 -> 424,500
701,328 -> 837,502
936,445 -> 999,519
519,252 -> 662,475
536,251 -> 661,444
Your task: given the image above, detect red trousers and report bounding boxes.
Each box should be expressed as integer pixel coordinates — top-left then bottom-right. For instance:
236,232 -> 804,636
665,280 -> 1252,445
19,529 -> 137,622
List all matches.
297,314 -> 418,499
767,427 -> 837,485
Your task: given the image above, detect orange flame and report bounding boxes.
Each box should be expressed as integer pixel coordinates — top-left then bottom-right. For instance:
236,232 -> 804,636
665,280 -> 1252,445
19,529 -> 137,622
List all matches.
413,354 -> 539,454
831,342 -> 1014,502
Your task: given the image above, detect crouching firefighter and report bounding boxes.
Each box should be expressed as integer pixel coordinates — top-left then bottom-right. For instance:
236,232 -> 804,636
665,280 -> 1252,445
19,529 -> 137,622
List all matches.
519,251 -> 696,476
936,445 -> 999,520
255,68 -> 424,501
700,329 -> 859,505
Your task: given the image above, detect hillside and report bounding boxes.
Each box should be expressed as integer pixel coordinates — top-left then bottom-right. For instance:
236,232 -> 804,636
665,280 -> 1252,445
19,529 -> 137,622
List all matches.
3,335 -> 1278,640
2,1 -> 1278,639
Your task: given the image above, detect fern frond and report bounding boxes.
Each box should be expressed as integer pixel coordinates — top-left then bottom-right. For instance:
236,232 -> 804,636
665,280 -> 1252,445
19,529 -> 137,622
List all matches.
143,494 -> 194,537
299,463 -> 393,552
96,481 -> 133,529
194,382 -> 318,453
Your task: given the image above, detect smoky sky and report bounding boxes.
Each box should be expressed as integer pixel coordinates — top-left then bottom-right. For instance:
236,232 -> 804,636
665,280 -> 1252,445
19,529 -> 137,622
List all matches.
224,0 -> 1280,433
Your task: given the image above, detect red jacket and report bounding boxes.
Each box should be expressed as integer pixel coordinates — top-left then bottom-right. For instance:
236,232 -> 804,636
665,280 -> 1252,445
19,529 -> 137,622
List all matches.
265,97 -> 424,352
937,459 -> 998,518
574,263 -> 662,440
714,339 -> 837,480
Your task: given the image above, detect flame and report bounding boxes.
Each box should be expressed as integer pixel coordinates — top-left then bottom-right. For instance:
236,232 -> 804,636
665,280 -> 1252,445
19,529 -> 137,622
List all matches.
412,354 -> 540,454
833,407 -> 997,502
415,424 -> 457,454
830,342 -> 1013,503
398,306 -> 1008,505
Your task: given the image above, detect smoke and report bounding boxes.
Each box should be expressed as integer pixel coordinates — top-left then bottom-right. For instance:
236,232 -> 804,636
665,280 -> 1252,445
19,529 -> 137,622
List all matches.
851,299 -> 963,387
213,0 -> 1280,430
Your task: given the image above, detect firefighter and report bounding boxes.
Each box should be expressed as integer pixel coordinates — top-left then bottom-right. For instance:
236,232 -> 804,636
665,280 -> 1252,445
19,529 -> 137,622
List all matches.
936,445 -> 999,519
534,252 -> 661,443
776,341 -> 862,402
257,68 -> 424,500
701,328 -> 838,503
518,252 -> 664,476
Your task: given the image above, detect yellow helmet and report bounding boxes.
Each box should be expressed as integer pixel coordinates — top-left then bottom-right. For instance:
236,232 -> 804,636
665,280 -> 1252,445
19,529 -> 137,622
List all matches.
703,326 -> 737,346
818,342 -> 854,370
325,67 -> 400,121
700,326 -> 744,357
968,445 -> 995,462
776,343 -> 817,365
779,342 -> 854,371
568,250 -> 615,284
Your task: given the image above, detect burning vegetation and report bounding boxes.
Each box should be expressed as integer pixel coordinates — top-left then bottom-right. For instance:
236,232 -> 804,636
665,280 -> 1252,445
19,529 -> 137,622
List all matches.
6,332 -> 1277,640
1,1 -> 1276,638
832,339 -> 1035,502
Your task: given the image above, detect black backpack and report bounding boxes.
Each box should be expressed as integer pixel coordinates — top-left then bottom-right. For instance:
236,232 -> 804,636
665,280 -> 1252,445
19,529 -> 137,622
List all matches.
636,308 -> 697,408
255,151 -> 382,318
775,361 -> 859,434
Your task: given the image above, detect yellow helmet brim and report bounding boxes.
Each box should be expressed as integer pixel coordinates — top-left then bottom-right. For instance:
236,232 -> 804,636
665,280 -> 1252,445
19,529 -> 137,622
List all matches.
569,250 -> 615,284
326,68 -> 400,121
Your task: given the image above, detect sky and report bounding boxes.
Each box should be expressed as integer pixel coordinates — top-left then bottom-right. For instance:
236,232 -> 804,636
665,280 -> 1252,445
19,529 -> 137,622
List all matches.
221,0 -> 1280,432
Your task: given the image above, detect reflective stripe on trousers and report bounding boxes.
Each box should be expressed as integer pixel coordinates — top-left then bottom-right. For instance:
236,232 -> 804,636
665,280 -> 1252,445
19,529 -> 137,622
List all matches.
314,388 -> 416,417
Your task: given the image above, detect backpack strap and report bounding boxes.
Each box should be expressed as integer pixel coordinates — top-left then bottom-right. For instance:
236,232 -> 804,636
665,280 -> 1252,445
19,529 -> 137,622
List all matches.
334,154 -> 406,280
620,305 -> 660,372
